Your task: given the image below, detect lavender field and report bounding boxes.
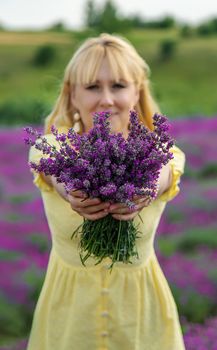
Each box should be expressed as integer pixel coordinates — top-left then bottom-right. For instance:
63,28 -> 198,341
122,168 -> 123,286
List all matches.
0,117 -> 217,350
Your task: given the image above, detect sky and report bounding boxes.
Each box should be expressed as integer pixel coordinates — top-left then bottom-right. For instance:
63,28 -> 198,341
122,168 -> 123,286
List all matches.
0,0 -> 216,30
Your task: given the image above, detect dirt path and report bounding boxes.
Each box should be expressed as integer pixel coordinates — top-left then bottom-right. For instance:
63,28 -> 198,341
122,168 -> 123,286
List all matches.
0,31 -> 72,45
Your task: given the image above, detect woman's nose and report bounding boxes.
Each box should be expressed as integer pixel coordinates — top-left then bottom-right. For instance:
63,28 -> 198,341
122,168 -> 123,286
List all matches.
99,88 -> 114,107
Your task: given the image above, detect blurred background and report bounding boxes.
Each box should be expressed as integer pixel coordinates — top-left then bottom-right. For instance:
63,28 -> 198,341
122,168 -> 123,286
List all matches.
0,1 -> 217,349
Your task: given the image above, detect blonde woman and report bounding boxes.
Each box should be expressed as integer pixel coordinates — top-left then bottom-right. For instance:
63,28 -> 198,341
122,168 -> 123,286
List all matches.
27,33 -> 186,350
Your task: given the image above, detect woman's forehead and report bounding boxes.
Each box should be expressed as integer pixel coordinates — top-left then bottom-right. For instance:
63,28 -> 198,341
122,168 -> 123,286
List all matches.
78,60 -> 133,84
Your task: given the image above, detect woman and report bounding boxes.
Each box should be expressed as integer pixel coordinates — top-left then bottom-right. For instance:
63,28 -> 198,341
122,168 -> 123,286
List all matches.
27,33 -> 186,350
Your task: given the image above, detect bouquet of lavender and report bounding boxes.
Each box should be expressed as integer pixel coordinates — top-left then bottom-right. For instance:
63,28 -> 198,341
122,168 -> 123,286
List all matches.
24,111 -> 174,268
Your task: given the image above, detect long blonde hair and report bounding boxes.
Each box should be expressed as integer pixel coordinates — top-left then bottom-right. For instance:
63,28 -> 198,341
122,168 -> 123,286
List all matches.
44,33 -> 160,134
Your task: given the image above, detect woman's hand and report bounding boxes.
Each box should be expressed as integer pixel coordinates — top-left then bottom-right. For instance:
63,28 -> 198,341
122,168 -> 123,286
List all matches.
67,190 -> 110,221
108,195 -> 152,221
47,174 -> 154,222
67,192 -> 151,221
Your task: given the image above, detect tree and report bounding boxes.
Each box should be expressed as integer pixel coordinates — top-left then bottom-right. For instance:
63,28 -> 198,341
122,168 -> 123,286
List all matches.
48,21 -> 66,32
159,39 -> 177,61
84,0 -> 131,33
100,0 -> 119,32
159,16 -> 176,29
0,21 -> 5,31
85,0 -> 100,27
32,45 -> 56,67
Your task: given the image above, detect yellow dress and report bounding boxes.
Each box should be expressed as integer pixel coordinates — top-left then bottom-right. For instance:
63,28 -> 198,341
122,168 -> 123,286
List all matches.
27,132 -> 186,350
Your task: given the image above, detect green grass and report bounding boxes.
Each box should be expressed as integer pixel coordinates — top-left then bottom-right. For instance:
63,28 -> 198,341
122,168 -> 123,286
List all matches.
158,226 -> 217,256
0,28 -> 216,125
0,250 -> 22,261
9,194 -> 35,204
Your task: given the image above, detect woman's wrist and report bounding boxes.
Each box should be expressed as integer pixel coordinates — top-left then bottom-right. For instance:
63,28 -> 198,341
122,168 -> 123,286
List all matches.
51,177 -> 69,202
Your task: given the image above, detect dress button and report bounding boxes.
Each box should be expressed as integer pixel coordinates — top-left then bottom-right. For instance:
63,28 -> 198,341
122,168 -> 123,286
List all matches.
101,288 -> 109,295
102,258 -> 112,270
101,331 -> 109,337
101,311 -> 109,317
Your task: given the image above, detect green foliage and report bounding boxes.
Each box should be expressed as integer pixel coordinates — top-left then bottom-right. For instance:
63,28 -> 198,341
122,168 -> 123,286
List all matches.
0,30 -> 217,123
23,267 -> 45,306
180,24 -> 194,38
178,229 -> 217,252
0,267 -> 46,341
0,293 -> 31,339
199,163 -> 217,178
84,0 -> 132,33
129,15 -> 146,29
158,227 -> 217,256
0,22 -> 5,31
27,233 -> 50,253
73,28 -> 97,41
99,0 -> 123,33
85,0 -> 99,28
198,24 -> 214,36
197,17 -> 217,36
0,99 -> 50,125
158,16 -> 176,29
47,21 -> 67,32
172,285 -> 217,323
135,16 -> 177,30
84,1 -> 177,32
0,250 -> 22,261
32,45 -> 56,67
159,39 -> 177,61
9,194 -> 34,204
183,162 -> 217,179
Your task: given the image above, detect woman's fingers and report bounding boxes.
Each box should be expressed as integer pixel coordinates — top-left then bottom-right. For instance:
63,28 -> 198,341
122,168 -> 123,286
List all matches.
69,189 -> 87,198
67,192 -> 151,221
108,203 -> 128,212
79,202 -> 110,214
108,197 -> 151,215
109,206 -> 135,215
112,211 -> 139,221
134,196 -> 150,204
67,194 -> 101,208
67,192 -> 111,219
82,210 -> 109,221
110,197 -> 152,219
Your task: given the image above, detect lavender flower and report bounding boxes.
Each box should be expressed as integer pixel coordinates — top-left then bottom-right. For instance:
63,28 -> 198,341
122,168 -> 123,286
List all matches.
24,110 -> 174,267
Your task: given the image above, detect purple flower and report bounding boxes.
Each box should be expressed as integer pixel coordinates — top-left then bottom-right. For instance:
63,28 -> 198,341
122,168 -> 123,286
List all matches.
24,110 -> 174,266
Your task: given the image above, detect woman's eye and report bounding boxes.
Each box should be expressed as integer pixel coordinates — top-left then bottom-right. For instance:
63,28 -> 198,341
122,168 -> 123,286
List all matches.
113,83 -> 125,89
86,85 -> 99,90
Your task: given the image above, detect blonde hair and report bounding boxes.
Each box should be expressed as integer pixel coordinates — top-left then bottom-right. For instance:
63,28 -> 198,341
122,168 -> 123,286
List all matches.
44,33 -> 160,134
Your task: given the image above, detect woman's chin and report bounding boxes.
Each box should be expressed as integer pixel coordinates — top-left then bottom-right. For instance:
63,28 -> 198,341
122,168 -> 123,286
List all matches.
110,125 -> 121,134
110,126 -> 128,138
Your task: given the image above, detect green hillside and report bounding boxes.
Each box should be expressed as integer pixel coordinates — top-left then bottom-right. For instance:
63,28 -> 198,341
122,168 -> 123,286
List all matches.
0,29 -> 216,125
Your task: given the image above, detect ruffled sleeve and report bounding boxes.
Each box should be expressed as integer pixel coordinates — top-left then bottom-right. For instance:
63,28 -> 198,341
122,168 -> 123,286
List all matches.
28,133 -> 59,192
158,145 -> 185,202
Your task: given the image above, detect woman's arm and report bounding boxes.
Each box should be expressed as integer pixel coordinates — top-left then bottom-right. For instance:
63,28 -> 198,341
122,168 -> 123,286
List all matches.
108,164 -> 172,221
42,174 -> 110,221
43,175 -> 69,201
41,163 -> 172,222
157,163 -> 172,198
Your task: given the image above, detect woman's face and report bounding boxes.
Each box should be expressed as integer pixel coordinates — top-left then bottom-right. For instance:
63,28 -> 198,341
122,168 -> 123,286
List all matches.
71,57 -> 139,138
